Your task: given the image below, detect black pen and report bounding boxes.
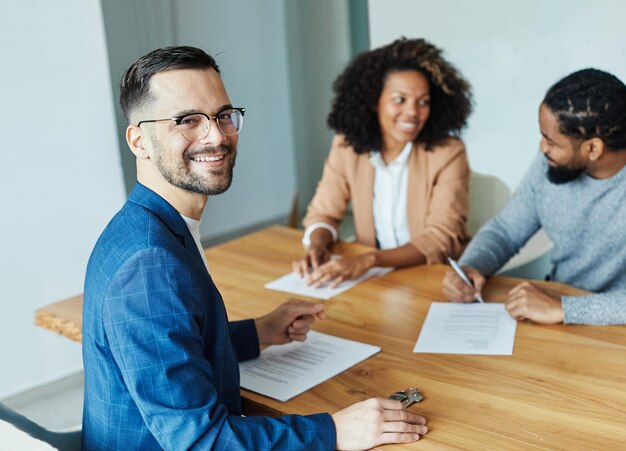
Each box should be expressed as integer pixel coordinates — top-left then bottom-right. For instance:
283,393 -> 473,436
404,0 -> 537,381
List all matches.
447,257 -> 484,303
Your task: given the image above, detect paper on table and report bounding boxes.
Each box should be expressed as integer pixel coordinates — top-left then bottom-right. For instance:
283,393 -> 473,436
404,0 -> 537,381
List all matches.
240,330 -> 381,402
413,302 -> 517,355
265,256 -> 392,300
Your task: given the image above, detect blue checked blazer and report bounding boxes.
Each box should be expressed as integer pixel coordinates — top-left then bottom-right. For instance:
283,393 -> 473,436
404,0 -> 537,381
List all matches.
82,183 -> 335,450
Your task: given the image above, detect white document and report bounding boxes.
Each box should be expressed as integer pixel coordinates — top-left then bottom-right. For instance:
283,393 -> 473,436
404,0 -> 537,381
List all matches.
265,256 -> 392,300
413,302 -> 517,355
240,330 -> 381,402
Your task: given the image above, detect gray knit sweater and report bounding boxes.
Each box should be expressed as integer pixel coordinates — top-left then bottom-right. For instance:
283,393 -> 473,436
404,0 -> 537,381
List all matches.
460,153 -> 626,325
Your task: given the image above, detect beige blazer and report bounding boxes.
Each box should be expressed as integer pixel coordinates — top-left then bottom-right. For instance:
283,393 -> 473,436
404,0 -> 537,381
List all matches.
303,134 -> 470,263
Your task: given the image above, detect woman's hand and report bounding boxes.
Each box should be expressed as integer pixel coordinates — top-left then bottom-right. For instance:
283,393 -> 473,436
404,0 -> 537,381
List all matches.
293,227 -> 334,278
293,244 -> 332,278
306,253 -> 377,288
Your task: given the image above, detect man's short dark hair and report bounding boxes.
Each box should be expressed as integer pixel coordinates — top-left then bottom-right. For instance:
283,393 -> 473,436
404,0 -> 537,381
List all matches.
543,68 -> 626,151
120,46 -> 220,124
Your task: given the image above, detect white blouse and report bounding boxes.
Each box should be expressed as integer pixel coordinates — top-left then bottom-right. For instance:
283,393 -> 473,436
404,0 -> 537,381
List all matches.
370,141 -> 412,249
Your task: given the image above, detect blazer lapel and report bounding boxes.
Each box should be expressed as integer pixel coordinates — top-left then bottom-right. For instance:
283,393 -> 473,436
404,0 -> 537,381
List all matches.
407,143 -> 428,230
353,153 -> 376,246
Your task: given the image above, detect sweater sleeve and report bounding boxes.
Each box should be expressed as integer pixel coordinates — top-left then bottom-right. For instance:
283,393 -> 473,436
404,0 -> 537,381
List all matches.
563,291 -> 626,325
460,153 -> 544,275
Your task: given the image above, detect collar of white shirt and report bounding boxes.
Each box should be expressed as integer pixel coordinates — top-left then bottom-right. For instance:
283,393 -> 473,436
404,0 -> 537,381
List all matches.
369,141 -> 413,169
180,214 -> 210,272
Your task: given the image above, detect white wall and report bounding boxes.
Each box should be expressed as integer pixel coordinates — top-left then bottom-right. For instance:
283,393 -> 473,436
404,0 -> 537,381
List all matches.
368,0 -> 626,189
0,0 -> 126,398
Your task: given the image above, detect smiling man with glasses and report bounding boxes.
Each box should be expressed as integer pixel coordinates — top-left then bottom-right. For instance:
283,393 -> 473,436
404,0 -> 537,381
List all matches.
81,46 -> 427,450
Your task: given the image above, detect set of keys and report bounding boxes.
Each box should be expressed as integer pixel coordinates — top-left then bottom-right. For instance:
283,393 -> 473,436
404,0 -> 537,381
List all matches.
388,387 -> 423,408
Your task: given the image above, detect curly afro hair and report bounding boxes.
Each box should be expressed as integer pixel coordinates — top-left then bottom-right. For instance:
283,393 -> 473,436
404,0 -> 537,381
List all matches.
327,37 -> 473,153
543,68 -> 626,151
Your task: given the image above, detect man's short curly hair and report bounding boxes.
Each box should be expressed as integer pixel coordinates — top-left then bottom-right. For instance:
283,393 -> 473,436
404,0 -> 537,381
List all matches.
543,68 -> 626,151
327,37 -> 473,153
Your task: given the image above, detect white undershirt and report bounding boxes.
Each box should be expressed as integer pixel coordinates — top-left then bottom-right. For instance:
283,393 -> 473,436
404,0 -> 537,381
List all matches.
370,141 -> 412,249
303,141 -> 412,249
181,214 -> 210,273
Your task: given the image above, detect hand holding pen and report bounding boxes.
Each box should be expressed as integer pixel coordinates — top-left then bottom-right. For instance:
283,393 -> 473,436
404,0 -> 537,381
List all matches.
443,257 -> 486,303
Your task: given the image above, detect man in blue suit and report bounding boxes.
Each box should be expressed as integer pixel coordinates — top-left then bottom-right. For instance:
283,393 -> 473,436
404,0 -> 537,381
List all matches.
82,46 -> 428,450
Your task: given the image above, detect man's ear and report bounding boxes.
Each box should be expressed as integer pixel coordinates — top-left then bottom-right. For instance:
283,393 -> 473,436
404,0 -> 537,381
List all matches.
126,125 -> 150,159
584,137 -> 606,162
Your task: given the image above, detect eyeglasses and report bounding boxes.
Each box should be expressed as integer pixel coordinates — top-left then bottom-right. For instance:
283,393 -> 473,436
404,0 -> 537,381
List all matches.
137,107 -> 245,141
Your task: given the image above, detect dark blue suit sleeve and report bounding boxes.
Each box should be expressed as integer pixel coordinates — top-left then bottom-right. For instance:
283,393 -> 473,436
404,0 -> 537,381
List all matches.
229,319 -> 260,362
103,248 -> 336,450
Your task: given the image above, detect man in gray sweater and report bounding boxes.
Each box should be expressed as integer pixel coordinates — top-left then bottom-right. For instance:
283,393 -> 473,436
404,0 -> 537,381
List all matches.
443,68 -> 626,325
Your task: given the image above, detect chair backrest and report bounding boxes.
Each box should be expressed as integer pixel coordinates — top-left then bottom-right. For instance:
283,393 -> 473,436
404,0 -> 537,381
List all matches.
466,171 -> 554,279
467,171 -> 511,235
0,402 -> 81,451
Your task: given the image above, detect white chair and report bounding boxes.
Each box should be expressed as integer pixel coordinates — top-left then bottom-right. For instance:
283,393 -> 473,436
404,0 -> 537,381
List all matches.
0,402 -> 81,451
468,171 -> 553,280
467,172 -> 512,236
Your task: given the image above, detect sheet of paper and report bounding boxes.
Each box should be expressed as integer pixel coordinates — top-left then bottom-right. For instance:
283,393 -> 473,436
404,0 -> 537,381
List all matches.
413,302 -> 517,355
265,256 -> 392,300
240,330 -> 381,402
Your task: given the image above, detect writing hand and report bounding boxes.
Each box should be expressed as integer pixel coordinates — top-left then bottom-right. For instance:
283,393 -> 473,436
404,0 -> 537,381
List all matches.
442,265 -> 485,302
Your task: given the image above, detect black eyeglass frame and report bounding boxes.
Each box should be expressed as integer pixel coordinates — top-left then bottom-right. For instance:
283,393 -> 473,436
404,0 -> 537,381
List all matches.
136,107 -> 246,136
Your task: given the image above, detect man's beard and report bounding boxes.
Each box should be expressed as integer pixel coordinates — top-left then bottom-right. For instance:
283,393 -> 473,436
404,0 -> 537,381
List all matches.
154,141 -> 237,195
547,165 -> 585,184
545,153 -> 585,185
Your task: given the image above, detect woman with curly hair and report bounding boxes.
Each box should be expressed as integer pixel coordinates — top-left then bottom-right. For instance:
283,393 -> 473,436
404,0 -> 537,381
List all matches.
293,37 -> 474,287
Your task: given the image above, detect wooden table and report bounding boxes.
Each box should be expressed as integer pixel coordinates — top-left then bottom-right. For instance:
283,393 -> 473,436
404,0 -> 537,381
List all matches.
36,226 -> 626,449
